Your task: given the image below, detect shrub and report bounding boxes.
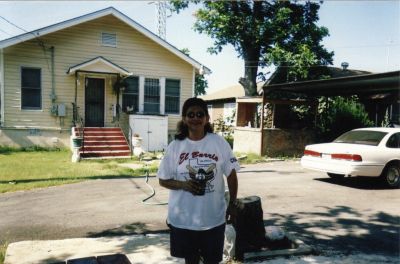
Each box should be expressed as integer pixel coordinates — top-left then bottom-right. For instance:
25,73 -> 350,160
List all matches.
316,96 -> 374,142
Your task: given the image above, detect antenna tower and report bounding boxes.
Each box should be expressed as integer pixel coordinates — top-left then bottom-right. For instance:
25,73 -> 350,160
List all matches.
156,1 -> 167,39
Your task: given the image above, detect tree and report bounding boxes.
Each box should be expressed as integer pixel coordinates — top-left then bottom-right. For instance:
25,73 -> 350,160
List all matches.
180,48 -> 208,96
170,0 -> 333,96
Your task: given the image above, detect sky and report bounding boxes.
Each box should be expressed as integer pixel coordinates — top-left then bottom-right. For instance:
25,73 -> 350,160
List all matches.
0,1 -> 399,94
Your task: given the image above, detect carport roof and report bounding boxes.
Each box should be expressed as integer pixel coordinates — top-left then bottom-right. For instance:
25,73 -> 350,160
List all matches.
263,70 -> 400,97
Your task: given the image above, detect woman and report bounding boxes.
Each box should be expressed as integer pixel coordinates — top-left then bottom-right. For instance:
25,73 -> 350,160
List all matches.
157,97 -> 240,264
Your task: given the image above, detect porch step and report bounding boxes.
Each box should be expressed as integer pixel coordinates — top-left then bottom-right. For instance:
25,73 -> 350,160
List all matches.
75,127 -> 122,132
76,127 -> 131,160
82,146 -> 130,152
80,151 -> 132,159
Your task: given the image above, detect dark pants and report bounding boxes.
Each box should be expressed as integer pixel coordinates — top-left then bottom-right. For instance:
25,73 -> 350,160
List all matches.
169,223 -> 226,263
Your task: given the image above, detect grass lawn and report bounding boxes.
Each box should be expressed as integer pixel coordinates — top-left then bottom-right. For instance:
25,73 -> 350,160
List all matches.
0,147 -> 157,194
0,147 -> 279,263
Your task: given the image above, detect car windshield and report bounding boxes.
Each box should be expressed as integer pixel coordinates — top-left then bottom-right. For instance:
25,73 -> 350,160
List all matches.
333,130 -> 388,146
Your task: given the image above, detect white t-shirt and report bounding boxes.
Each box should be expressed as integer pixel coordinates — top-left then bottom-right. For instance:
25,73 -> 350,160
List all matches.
157,133 -> 240,231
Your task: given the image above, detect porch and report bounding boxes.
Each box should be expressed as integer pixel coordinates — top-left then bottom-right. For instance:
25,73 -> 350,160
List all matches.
233,97 -> 316,156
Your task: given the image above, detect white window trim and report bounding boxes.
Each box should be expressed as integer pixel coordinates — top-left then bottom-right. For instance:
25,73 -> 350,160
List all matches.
160,77 -> 165,115
164,78 -> 181,115
139,76 -> 145,113
20,66 -> 42,111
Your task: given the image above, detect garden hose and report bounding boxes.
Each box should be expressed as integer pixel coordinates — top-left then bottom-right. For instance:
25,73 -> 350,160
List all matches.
141,162 -> 168,206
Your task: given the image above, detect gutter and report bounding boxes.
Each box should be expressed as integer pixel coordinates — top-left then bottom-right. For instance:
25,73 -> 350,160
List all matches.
0,48 -> 4,127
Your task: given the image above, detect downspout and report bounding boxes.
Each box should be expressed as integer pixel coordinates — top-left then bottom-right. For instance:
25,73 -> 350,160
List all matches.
74,71 -> 78,105
74,71 -> 78,124
50,46 -> 56,102
0,48 -> 4,127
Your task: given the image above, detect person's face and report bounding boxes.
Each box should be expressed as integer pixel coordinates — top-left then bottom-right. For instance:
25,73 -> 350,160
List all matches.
183,106 -> 209,133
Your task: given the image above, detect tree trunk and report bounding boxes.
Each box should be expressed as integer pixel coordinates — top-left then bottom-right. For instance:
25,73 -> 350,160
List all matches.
239,47 -> 260,96
232,196 -> 266,260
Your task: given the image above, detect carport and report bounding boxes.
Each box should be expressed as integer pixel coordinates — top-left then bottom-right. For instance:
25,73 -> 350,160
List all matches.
232,70 -> 399,156
263,70 -> 400,126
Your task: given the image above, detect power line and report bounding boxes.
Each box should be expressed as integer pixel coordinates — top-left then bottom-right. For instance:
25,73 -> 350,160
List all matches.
0,27 -> 13,37
0,15 -> 28,33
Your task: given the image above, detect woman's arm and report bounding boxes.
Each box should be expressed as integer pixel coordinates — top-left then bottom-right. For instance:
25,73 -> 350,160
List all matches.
226,169 -> 238,222
159,178 -> 203,195
227,169 -> 238,203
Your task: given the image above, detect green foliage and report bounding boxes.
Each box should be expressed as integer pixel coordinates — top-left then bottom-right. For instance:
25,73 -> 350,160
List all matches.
0,145 -> 61,154
170,1 -> 333,96
316,96 -> 374,142
224,135 -> 234,149
194,73 -> 208,96
0,241 -> 6,264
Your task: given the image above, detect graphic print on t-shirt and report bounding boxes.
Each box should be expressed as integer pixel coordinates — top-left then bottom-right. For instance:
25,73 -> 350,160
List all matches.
186,158 -> 216,194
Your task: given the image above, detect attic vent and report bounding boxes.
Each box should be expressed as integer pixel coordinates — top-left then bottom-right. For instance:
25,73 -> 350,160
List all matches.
101,32 -> 117,47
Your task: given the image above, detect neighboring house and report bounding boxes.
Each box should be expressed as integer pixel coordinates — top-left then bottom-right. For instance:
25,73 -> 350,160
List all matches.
0,7 -> 210,153
204,65 -> 399,156
200,83 -> 264,125
201,65 -> 370,126
234,67 -> 400,156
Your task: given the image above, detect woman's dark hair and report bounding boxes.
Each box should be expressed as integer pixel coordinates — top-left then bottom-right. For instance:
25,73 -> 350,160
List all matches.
175,97 -> 213,140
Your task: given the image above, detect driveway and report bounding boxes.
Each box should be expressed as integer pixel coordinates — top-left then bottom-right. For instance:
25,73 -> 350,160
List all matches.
1,160 -> 399,259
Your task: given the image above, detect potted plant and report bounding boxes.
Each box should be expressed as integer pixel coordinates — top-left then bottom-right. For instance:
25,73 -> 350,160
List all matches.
72,136 -> 83,148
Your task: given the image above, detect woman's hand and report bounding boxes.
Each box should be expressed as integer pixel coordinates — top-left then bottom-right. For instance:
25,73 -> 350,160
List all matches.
226,200 -> 238,224
183,179 -> 205,195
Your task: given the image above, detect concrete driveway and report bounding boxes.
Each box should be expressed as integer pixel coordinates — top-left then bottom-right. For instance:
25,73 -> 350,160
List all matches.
1,160 -> 399,259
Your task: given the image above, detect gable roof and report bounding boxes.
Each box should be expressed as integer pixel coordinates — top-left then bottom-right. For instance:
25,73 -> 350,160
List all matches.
200,83 -> 264,102
0,7 -> 210,74
67,56 -> 131,75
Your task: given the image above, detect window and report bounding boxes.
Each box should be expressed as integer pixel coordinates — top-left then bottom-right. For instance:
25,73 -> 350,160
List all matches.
122,76 -> 139,113
386,133 -> 400,148
334,130 -> 387,146
101,32 -> 117,47
21,67 -> 41,109
144,78 -> 160,113
165,79 -> 180,114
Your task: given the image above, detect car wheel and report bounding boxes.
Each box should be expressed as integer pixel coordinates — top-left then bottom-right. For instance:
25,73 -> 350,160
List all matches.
381,163 -> 400,188
327,173 -> 345,180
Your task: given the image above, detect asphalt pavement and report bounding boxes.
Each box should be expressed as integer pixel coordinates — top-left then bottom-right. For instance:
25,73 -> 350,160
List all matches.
1,160 -> 399,263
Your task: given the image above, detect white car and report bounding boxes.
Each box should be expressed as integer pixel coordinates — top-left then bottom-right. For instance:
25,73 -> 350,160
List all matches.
301,127 -> 400,188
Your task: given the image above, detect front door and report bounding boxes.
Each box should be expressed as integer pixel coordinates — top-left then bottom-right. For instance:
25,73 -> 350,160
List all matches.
85,78 -> 105,127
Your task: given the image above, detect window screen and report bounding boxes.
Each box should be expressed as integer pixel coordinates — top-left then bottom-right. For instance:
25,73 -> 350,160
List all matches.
21,67 -> 41,109
101,32 -> 117,47
122,76 -> 139,113
165,79 -> 180,114
144,78 -> 160,113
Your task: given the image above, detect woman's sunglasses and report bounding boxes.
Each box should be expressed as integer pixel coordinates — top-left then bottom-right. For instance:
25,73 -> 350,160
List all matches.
186,111 -> 206,119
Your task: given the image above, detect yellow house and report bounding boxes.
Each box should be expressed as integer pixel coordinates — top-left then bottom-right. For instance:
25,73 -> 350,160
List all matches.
0,7 -> 210,156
